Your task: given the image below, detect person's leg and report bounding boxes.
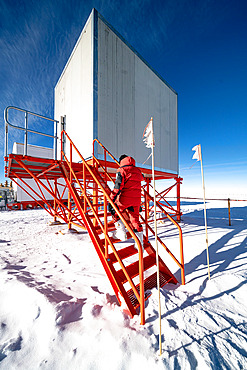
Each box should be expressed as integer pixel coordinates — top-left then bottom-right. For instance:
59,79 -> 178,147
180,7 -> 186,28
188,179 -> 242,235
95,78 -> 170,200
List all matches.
127,206 -> 143,232
127,206 -> 144,250
112,204 -> 127,241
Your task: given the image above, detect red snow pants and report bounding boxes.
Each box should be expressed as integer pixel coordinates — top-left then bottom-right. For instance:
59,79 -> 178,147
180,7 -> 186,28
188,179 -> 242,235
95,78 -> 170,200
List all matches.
113,205 -> 142,232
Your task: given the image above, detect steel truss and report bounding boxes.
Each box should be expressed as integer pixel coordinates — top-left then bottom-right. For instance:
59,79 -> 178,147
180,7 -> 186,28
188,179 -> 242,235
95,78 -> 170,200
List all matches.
5,130 -> 184,325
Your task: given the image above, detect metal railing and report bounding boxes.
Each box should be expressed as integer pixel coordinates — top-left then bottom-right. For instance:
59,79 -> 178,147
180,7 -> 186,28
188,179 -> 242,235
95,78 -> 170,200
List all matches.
93,139 -> 120,166
92,138 -> 120,185
4,106 -> 59,160
166,196 -> 247,226
142,188 -> 185,285
62,131 -> 145,324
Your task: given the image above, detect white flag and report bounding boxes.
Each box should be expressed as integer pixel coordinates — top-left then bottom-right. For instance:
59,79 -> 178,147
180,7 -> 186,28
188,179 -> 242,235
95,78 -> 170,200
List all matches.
192,145 -> 201,161
143,118 -> 155,148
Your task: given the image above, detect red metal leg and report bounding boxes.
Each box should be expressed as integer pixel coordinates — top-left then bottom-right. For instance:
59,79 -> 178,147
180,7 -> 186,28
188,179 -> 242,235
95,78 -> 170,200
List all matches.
176,177 -> 182,222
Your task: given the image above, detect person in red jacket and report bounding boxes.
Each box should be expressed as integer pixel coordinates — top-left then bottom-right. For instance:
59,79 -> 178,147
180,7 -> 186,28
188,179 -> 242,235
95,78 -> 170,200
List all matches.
109,155 -> 143,234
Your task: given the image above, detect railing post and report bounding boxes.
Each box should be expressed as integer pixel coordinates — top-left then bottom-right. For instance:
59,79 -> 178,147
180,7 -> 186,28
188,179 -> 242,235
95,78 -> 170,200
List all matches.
104,149 -> 107,183
54,120 -> 57,160
176,177 -> 182,222
61,116 -> 66,158
144,189 -> 149,243
53,179 -> 58,222
68,142 -> 73,230
139,249 -> 145,325
4,108 -> 8,158
24,111 -> 28,156
93,139 -> 97,167
4,110 -> 9,177
83,163 -> 86,213
93,162 -> 99,227
146,178 -> 150,218
179,229 -> 185,285
228,198 -> 231,226
60,130 -> 63,161
104,195 -> 109,259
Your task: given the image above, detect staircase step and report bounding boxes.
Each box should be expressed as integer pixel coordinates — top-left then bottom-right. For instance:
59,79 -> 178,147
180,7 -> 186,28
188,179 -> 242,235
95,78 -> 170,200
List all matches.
108,245 -> 138,262
87,211 -> 111,219
93,221 -> 115,234
105,229 -> 141,240
95,226 -> 134,238
127,289 -> 152,309
126,271 -> 174,309
117,255 -> 156,284
90,168 -> 111,191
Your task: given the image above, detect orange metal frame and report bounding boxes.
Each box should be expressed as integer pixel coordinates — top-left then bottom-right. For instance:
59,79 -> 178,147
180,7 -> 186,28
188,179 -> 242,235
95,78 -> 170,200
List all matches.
5,130 -> 185,324
92,137 -> 185,285
92,139 -> 183,221
60,131 -> 146,322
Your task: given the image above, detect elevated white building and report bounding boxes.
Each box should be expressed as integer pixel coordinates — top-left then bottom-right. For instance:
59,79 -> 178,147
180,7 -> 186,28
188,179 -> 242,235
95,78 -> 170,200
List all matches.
55,8 -> 178,175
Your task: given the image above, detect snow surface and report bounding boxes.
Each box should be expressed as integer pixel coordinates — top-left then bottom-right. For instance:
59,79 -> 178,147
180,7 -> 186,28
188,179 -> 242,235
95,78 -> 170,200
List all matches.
0,200 -> 247,369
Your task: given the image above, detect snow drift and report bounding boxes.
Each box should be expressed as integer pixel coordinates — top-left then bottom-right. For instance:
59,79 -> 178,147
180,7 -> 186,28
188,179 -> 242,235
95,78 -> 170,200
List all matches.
0,200 -> 247,369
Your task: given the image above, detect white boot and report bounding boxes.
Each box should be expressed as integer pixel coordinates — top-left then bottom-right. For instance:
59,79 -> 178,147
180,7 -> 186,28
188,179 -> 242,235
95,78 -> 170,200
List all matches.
134,231 -> 144,252
113,220 -> 127,241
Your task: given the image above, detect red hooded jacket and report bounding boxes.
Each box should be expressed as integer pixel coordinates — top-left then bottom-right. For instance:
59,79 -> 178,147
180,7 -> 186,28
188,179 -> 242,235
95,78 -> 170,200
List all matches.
110,156 -> 143,209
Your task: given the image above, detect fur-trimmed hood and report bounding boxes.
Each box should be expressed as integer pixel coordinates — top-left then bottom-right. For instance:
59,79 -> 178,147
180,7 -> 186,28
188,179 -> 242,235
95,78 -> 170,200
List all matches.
119,156 -> 135,167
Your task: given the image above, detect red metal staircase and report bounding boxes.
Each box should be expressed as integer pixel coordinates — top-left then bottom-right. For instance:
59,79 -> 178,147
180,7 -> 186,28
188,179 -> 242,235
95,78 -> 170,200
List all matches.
59,132 -> 184,323
4,107 -> 185,325
5,132 -> 185,325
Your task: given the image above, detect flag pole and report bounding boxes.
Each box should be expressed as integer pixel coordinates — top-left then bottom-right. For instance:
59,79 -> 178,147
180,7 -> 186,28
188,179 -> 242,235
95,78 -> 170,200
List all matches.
199,144 -> 211,280
150,118 -> 162,356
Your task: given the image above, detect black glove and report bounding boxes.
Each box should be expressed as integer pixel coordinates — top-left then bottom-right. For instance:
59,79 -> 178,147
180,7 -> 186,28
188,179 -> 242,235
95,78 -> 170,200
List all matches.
108,203 -> 115,215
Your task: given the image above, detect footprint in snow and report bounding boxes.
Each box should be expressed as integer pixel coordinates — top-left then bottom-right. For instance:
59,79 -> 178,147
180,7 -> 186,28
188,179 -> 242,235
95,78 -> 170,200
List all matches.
0,334 -> 23,363
91,286 -> 104,294
55,298 -> 87,325
91,305 -> 103,317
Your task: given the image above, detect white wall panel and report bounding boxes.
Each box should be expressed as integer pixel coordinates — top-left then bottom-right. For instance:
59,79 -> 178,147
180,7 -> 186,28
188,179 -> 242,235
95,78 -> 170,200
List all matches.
12,142 -> 54,159
97,19 -> 135,160
55,14 -> 94,162
97,15 -> 178,173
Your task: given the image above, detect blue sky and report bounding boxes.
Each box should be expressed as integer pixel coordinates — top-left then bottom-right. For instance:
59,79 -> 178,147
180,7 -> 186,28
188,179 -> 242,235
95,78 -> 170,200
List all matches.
1,0 -> 246,197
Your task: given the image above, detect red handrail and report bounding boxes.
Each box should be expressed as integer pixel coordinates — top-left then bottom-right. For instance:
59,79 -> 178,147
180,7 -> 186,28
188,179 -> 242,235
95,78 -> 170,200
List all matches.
93,139 -> 120,166
92,137 -> 185,285
142,188 -> 185,285
147,181 -> 180,215
61,131 -> 145,324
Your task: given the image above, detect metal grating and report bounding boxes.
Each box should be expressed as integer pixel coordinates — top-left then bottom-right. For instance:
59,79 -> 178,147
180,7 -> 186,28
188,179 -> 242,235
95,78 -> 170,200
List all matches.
127,271 -> 173,309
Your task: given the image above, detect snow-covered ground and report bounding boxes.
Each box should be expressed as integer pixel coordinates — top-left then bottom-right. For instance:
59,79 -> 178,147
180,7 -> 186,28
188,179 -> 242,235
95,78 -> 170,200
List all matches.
0,200 -> 247,369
